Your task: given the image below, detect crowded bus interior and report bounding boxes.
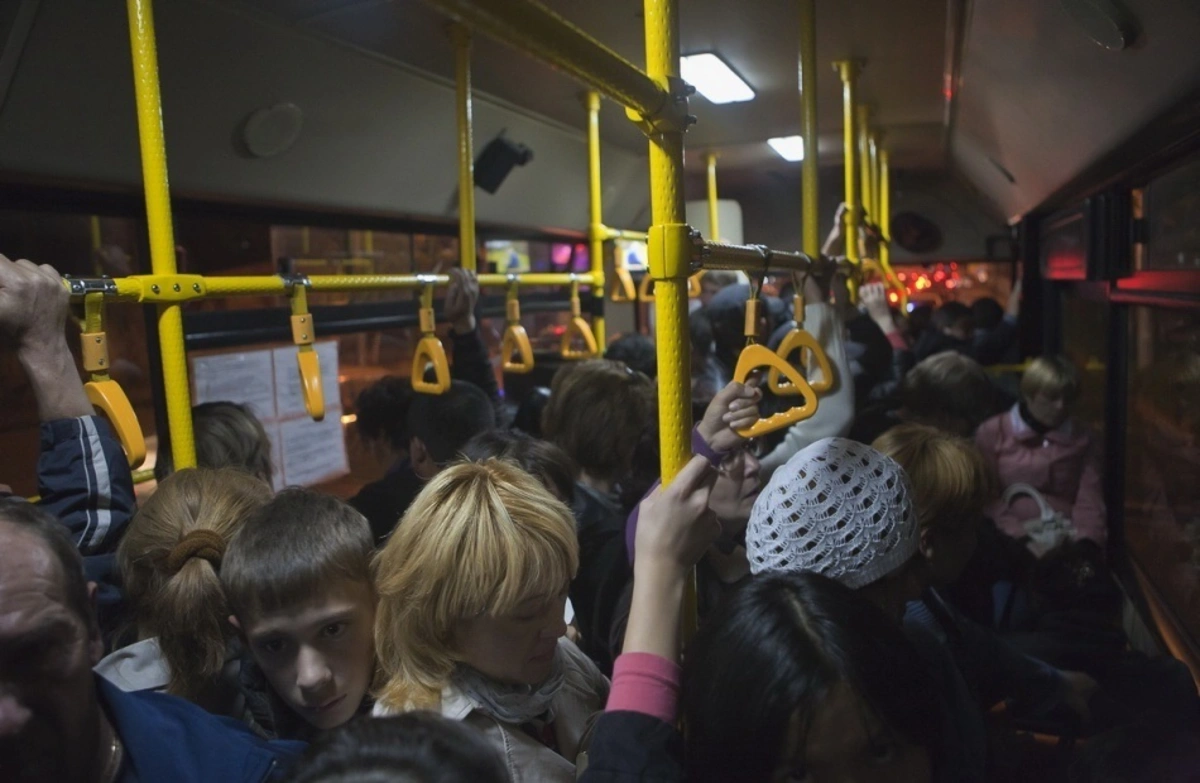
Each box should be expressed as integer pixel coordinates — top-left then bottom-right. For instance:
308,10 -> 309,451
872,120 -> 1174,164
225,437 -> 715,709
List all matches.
2,0 -> 1200,780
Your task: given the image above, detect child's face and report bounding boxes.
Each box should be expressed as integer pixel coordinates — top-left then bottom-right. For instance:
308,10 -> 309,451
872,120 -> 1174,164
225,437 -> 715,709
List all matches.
453,583 -> 569,687
236,579 -> 376,731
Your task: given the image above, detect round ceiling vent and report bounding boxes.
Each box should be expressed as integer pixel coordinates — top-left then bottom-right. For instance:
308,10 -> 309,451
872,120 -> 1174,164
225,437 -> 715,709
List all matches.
242,103 -> 304,158
1060,0 -> 1139,51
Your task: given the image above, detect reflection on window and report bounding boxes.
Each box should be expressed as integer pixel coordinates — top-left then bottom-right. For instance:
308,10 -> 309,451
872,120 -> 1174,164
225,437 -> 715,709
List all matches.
1144,156 -> 1200,271
1061,295 -> 1109,438
1125,306 -> 1200,646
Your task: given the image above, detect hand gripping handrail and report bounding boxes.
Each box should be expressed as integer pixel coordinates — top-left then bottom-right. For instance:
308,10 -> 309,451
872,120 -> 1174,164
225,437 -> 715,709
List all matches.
80,292 -> 146,467
501,276 -> 534,374
286,276 -> 325,421
769,291 -> 834,395
411,279 -> 451,394
732,294 -> 819,439
561,277 -> 599,360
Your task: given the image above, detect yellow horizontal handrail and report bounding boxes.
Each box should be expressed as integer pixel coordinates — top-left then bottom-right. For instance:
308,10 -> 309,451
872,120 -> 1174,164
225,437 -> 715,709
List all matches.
63,272 -> 598,302
418,0 -> 667,119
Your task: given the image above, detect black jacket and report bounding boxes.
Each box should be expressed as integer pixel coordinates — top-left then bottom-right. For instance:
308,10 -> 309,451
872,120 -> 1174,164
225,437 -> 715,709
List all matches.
579,711 -> 685,782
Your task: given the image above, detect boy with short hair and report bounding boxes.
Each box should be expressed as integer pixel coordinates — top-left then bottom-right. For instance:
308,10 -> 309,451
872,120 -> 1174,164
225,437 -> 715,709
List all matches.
222,487 -> 377,740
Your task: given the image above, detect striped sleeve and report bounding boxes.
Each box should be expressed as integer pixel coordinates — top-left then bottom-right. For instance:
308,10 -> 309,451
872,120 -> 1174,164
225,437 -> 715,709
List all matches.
36,416 -> 135,555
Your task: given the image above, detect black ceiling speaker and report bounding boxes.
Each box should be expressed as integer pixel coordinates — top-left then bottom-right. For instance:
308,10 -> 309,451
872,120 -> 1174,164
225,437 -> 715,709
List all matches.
474,132 -> 534,194
891,212 -> 944,254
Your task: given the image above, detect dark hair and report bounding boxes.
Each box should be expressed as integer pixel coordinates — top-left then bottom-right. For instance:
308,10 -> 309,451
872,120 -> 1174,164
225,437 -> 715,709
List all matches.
460,429 -> 576,504
931,301 -> 972,333
605,333 -> 657,379
908,304 -> 934,341
970,297 -> 1004,331
222,488 -> 374,621
542,360 -> 654,483
356,376 -> 414,451
288,713 -> 510,783
0,499 -> 91,623
155,401 -> 273,483
406,381 -> 496,465
512,386 -> 551,438
690,307 -> 714,357
900,352 -> 1000,436
683,571 -> 942,783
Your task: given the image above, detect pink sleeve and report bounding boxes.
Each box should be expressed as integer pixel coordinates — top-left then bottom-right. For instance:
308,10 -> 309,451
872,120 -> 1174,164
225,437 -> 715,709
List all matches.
1071,448 -> 1108,547
605,652 -> 682,724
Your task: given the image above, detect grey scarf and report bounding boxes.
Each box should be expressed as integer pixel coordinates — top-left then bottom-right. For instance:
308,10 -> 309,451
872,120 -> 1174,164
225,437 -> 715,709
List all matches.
451,642 -> 567,725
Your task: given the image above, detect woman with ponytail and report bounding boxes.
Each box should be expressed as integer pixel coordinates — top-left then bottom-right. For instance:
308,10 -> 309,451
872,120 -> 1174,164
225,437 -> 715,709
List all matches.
95,467 -> 269,718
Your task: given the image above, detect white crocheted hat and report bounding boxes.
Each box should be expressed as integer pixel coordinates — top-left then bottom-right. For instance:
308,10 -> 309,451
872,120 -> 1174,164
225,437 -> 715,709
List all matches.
746,437 -> 918,589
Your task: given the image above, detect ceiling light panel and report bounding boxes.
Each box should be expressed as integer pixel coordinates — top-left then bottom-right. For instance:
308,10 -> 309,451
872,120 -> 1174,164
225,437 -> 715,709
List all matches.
679,53 -> 755,104
767,136 -> 805,161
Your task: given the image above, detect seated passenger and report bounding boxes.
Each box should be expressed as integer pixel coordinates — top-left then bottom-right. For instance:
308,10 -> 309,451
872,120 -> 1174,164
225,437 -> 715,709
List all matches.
349,379 -> 495,543
0,499 -> 304,782
287,713 -> 510,783
154,401 -> 274,484
975,355 -> 1107,549
373,459 -> 609,783
604,333 -> 657,379
96,468 -> 270,719
542,359 -> 654,672
222,489 -> 377,740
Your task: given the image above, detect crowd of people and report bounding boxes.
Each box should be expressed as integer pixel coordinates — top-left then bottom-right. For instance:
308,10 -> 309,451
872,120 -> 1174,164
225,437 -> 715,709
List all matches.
1,215 -> 1198,783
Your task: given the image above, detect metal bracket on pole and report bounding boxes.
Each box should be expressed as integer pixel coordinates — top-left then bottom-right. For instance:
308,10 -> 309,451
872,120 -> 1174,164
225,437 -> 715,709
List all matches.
625,75 -> 695,136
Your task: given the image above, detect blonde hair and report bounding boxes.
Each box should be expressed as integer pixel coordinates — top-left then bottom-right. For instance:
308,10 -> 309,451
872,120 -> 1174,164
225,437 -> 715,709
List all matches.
873,424 -> 997,531
1020,355 -> 1080,403
373,459 -> 579,711
117,467 -> 270,699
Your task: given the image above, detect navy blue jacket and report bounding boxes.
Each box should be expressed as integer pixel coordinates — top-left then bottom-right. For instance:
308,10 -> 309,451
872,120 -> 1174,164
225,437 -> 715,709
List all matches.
579,711 -> 684,782
100,677 -> 305,782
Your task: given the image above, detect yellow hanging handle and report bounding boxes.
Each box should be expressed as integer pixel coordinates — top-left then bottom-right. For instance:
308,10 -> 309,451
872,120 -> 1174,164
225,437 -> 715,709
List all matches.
81,293 -> 146,468
561,278 -> 599,360
501,276 -> 534,374
687,270 -> 704,298
289,280 -> 324,421
769,291 -> 834,395
412,282 -> 451,394
733,296 -> 819,438
610,244 -> 637,303
637,272 -> 656,303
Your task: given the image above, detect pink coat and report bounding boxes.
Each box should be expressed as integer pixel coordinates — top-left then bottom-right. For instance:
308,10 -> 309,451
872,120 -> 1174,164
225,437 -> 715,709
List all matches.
975,405 -> 1107,546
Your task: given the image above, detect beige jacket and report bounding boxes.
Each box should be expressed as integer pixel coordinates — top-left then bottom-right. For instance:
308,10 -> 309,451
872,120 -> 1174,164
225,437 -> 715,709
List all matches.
374,639 -> 609,782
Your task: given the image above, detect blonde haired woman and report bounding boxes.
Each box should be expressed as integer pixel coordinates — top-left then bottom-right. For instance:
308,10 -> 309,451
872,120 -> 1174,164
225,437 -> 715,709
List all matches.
373,459 -> 608,782
96,467 -> 270,717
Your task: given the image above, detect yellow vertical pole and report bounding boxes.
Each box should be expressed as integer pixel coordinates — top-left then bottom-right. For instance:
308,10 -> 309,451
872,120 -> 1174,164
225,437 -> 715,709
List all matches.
452,24 -> 477,273
799,0 -> 819,257
879,147 -> 906,308
834,60 -> 861,272
585,90 -> 607,346
644,0 -> 690,484
126,0 -> 195,469
857,104 -> 873,232
705,152 -> 719,241
644,0 -> 695,639
869,131 -> 881,223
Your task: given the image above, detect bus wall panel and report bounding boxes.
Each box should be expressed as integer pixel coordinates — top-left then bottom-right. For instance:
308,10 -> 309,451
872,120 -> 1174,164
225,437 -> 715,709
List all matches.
0,0 -> 650,232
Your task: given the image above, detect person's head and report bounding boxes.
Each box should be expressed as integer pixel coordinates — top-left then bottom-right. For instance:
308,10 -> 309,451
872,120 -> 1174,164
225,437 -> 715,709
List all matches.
155,401 -> 273,483
683,571 -> 940,783
690,307 -> 715,358
900,352 -> 1000,436
746,438 -> 921,619
541,359 -> 654,487
932,301 -> 973,341
222,488 -> 376,731
907,303 -> 934,342
604,333 -> 657,379
708,440 -> 763,528
707,284 -> 765,368
1020,355 -> 1080,430
288,712 -> 510,783
700,270 -> 738,306
0,500 -> 104,783
355,376 -> 414,460
511,386 -> 551,438
970,297 -> 1004,332
873,424 -> 997,587
406,381 -> 496,480
460,429 -> 576,505
373,459 -> 578,711
117,467 -> 270,699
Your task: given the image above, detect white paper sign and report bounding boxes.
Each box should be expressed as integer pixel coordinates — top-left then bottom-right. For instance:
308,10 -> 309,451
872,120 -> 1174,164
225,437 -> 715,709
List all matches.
277,411 -> 350,488
272,341 -> 341,420
191,349 -> 277,422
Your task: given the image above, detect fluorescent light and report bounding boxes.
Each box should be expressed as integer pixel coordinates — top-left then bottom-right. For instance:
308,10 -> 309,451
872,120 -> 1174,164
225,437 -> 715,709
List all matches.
767,136 -> 805,162
680,53 -> 755,104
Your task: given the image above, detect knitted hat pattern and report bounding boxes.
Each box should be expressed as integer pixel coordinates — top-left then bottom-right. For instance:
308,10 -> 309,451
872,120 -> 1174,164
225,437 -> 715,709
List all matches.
746,437 -> 918,589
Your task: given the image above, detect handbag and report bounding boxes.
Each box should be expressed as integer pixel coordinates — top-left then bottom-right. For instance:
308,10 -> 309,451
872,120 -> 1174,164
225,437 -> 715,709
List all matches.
1001,482 -> 1075,559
